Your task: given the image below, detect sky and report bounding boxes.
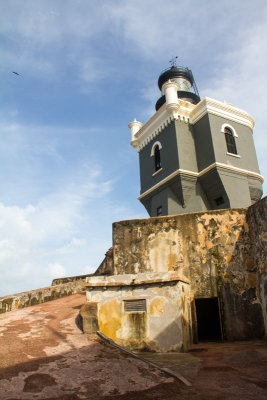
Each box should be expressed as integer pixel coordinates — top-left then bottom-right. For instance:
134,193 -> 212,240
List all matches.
0,0 -> 266,297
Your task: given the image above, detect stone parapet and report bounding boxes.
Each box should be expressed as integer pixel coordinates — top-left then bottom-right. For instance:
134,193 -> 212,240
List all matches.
0,280 -> 86,314
86,271 -> 189,287
52,273 -> 94,286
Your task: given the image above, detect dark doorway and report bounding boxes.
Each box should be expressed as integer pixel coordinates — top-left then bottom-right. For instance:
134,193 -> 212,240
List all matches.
195,297 -> 222,341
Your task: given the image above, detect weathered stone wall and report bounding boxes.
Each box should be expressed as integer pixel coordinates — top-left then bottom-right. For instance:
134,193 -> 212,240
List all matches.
86,272 -> 191,352
222,196 -> 267,339
52,273 -> 94,286
94,247 -> 114,276
113,208 -> 247,298
0,280 -> 86,314
111,197 -> 267,340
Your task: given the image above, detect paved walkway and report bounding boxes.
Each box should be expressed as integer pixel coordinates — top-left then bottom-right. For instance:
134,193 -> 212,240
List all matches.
137,341 -> 267,400
0,293 -> 267,399
0,293 -> 171,399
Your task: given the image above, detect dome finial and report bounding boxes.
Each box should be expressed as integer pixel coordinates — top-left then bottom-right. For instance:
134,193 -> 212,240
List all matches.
169,56 -> 178,68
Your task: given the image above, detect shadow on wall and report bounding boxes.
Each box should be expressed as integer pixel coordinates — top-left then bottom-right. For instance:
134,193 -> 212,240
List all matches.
152,315 -> 192,353
98,314 -> 191,353
221,197 -> 267,340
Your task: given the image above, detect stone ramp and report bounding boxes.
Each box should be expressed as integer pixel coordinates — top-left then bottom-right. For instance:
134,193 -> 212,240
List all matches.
1,293 -> 267,399
0,293 -> 172,399
136,341 -> 267,400
135,351 -> 201,383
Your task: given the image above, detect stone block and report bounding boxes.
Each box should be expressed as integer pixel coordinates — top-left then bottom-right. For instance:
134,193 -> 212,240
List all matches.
80,303 -> 99,334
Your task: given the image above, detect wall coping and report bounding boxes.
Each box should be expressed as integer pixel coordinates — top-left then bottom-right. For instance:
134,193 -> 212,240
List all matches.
0,279 -> 86,314
86,271 -> 189,288
113,205 -> 249,226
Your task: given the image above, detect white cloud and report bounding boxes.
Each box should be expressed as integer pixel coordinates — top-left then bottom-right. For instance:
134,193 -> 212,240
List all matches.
0,121 -> 141,297
0,0 -> 113,82
49,262 -> 66,278
1,0 -> 267,82
55,237 -> 87,256
0,158 -> 115,296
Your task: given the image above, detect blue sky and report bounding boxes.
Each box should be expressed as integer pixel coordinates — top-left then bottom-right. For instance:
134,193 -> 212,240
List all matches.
0,0 -> 266,296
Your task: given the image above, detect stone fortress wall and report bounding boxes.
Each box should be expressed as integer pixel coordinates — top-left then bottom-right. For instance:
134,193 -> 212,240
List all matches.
0,275 -> 91,314
91,197 -> 267,345
1,197 -> 266,350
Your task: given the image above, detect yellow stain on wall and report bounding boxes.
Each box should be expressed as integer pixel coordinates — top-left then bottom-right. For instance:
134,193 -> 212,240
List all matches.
226,253 -> 233,263
168,251 -> 178,270
148,229 -> 180,273
98,299 -> 121,341
149,297 -> 166,316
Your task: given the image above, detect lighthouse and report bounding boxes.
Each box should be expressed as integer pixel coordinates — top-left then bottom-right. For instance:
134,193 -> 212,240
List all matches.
129,63 -> 263,217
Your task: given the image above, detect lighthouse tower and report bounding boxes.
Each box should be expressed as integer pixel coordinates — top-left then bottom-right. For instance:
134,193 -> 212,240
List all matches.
129,63 -> 263,217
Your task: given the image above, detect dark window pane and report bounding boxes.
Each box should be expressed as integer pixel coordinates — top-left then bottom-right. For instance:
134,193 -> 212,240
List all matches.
214,196 -> 224,206
224,128 -> 237,155
154,145 -> 161,171
157,206 -> 162,216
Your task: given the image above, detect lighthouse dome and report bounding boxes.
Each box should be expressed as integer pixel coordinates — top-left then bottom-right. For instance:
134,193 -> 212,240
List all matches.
156,65 -> 200,110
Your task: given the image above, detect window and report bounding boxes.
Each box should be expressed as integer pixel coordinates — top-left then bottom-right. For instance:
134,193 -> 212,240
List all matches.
224,127 -> 237,155
214,196 -> 224,206
157,206 -> 163,216
124,299 -> 146,312
150,141 -> 162,173
154,145 -> 161,171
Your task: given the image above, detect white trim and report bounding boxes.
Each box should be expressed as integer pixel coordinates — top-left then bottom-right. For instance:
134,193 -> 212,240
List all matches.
131,96 -> 254,153
138,163 -> 264,200
199,162 -> 263,181
138,168 -> 198,200
150,141 -> 162,156
152,167 -> 163,176
132,99 -> 195,152
221,123 -> 238,137
190,97 -> 254,130
226,152 -> 241,158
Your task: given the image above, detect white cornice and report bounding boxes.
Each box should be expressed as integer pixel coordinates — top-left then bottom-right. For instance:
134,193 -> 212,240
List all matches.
138,168 -> 198,200
133,100 -> 195,152
190,97 -> 255,130
138,163 -> 264,200
131,97 -> 254,153
198,162 -> 264,182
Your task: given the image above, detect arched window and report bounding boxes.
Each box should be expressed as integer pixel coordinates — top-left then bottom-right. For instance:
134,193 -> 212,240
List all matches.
224,127 -> 237,155
154,144 -> 161,171
151,141 -> 162,172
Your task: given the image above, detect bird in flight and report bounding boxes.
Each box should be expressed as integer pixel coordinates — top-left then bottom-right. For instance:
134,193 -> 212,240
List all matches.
12,71 -> 20,75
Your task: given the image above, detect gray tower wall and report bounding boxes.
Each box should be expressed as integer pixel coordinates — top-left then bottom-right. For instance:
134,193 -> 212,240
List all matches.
151,187 -> 169,216
137,101 -> 263,217
139,118 -> 210,216
193,114 -> 216,171
217,169 -> 252,208
174,120 -> 198,172
208,114 -> 261,173
139,121 -> 179,194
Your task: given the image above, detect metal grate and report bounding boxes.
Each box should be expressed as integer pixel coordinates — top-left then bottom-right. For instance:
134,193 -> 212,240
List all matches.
124,299 -> 146,312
